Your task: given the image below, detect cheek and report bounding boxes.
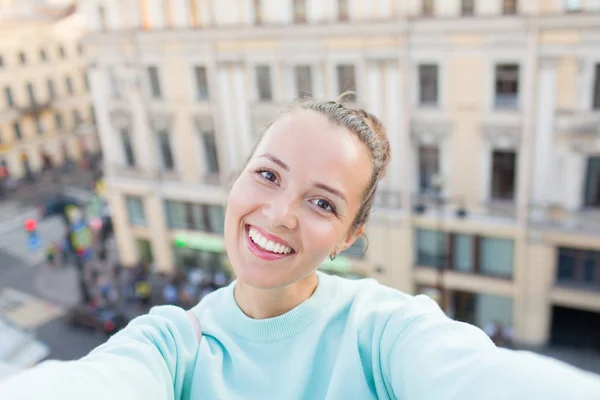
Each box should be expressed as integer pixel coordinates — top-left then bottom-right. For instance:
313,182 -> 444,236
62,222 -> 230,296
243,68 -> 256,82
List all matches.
298,214 -> 339,254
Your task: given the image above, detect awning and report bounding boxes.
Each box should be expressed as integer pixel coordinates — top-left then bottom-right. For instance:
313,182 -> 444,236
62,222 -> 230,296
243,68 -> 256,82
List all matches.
173,233 -> 225,253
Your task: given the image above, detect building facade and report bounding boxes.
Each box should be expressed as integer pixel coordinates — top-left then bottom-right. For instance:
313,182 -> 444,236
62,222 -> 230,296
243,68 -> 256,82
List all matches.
83,0 -> 600,349
0,2 -> 99,182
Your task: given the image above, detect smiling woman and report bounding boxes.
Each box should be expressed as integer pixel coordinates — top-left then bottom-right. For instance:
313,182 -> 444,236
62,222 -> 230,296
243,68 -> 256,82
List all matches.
1,99 -> 600,400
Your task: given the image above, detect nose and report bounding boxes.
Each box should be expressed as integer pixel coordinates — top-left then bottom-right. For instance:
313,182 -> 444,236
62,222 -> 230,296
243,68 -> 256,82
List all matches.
261,191 -> 298,231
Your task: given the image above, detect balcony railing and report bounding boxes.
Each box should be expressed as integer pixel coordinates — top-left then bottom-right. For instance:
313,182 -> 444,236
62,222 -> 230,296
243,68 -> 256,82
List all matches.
529,204 -> 600,234
14,101 -> 53,117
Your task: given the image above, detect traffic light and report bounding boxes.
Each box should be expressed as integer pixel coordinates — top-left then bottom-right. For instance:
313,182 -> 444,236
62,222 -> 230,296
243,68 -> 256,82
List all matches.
24,218 -> 37,233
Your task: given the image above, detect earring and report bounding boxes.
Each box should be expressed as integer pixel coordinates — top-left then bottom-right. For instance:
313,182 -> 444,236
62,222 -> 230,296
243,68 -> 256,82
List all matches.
330,253 -> 337,261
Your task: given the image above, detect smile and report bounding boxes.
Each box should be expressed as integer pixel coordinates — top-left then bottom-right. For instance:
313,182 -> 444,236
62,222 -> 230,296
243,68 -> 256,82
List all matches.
245,224 -> 295,260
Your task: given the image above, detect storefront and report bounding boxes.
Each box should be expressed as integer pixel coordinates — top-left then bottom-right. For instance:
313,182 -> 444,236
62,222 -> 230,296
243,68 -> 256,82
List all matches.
172,232 -> 367,282
172,232 -> 233,284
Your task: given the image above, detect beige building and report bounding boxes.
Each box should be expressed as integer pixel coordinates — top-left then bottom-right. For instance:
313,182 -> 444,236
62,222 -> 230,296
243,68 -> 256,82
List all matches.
0,1 -> 99,181
83,0 -> 600,349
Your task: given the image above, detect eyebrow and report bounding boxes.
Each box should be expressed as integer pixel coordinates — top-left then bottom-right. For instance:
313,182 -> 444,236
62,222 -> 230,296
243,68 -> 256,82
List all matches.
259,153 -> 289,171
258,153 -> 348,203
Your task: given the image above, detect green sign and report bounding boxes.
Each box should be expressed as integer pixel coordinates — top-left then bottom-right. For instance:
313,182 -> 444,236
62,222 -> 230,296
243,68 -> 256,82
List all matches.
173,233 -> 225,253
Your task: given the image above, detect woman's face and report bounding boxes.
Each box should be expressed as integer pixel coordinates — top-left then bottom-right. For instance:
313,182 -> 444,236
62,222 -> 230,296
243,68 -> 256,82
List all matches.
224,110 -> 372,289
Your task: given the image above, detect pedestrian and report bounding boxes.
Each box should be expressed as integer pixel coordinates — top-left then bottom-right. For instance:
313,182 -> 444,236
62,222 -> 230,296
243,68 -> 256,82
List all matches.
2,97 -> 600,399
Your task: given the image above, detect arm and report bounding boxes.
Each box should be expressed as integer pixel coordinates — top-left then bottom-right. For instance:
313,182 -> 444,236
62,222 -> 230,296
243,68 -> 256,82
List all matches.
0,306 -> 199,400
381,296 -> 600,400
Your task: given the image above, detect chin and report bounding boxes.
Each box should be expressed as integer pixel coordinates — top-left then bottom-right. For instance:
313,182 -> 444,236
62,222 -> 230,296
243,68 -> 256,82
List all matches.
233,261 -> 297,290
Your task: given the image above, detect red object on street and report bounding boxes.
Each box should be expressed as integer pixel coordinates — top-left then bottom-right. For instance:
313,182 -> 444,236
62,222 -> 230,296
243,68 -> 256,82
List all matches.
24,218 -> 37,232
90,217 -> 103,231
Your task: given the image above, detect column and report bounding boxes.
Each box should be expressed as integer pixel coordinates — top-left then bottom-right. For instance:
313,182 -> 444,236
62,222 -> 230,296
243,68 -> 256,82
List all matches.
88,68 -> 122,168
516,241 -> 554,346
232,64 -> 254,158
148,0 -> 167,29
171,0 -> 190,28
126,69 -> 156,172
530,58 -> 557,210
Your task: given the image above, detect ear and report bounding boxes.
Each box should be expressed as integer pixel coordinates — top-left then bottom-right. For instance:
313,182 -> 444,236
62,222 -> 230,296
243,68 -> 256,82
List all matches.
337,225 -> 365,254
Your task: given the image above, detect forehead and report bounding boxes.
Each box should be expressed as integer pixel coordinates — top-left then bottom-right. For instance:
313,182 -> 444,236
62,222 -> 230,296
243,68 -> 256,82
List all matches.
253,110 -> 372,197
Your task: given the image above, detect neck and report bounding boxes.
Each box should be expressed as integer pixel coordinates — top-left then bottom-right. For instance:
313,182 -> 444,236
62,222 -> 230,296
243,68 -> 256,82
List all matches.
234,273 -> 319,319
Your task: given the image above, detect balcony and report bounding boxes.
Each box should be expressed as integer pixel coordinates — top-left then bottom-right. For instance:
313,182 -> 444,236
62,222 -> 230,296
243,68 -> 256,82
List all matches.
14,101 -> 53,118
529,204 -> 600,235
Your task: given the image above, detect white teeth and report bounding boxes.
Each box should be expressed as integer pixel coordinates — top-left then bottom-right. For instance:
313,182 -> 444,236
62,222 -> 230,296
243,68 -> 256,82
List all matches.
258,236 -> 268,249
248,226 -> 292,255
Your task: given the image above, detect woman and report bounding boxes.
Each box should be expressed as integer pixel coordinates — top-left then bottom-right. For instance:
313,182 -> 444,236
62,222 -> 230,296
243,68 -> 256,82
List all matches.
1,99 -> 599,399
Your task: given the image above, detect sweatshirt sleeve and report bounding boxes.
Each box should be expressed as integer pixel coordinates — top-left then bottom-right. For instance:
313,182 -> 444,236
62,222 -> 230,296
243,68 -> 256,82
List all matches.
380,295 -> 600,400
0,305 -> 199,400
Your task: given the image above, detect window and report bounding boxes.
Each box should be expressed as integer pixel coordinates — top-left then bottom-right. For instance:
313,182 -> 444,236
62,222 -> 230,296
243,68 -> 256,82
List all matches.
566,0 -> 582,12
255,65 -> 273,101
18,52 -> 26,65
13,122 -> 22,140
418,64 -> 438,106
415,229 -> 447,268
422,0 -> 434,16
55,112 -> 63,130
126,196 -> 146,226
73,109 -> 82,127
90,105 -> 96,124
461,0 -> 475,15
453,234 -> 473,272
338,0 -> 349,21
253,0 -> 262,24
502,0 -> 517,15
26,82 -> 36,106
121,128 -> 135,167
418,145 -> 440,193
58,45 -> 66,59
35,116 -> 43,135
0,55 -> 4,68
147,66 -> 162,99
494,64 -> 519,108
491,150 -> 517,201
557,248 -> 600,287
194,66 -> 209,100
47,79 -> 56,100
157,130 -> 174,170
480,237 -> 514,278
4,86 -> 13,107
40,49 -> 47,62
77,42 -> 84,56
98,5 -> 107,30
293,0 -> 307,23
65,76 -> 74,95
452,291 -> 513,331
415,230 -> 514,279
294,65 -> 313,98
83,71 -> 89,92
165,201 -> 225,234
336,64 -> 356,102
201,130 -> 219,175
584,156 -> 600,208
593,64 -> 600,110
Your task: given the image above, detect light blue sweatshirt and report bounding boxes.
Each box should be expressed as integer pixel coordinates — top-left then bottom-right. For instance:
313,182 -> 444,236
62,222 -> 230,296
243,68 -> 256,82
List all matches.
1,271 -> 599,399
